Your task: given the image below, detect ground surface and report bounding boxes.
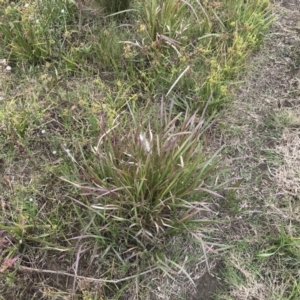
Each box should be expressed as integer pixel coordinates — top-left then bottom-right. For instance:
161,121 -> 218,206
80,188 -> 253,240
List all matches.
194,261 -> 226,300
0,0 -> 299,299
193,1 -> 300,299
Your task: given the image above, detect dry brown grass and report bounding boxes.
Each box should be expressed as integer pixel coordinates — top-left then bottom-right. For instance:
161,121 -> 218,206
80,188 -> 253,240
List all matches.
210,1 -> 300,299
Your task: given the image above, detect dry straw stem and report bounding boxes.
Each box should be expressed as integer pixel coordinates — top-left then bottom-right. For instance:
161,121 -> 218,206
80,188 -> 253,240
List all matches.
273,125 -> 300,196
18,265 -> 159,284
166,65 -> 190,97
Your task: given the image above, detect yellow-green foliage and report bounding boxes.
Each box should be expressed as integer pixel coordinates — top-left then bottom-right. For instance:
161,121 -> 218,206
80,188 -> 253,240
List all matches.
0,0 -> 272,109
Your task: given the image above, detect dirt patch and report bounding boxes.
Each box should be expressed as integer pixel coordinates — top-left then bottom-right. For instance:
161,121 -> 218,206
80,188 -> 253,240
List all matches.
192,261 -> 226,300
281,0 -> 300,10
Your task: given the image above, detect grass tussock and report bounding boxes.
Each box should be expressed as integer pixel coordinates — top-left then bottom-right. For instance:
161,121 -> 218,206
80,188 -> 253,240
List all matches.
62,99 -> 222,248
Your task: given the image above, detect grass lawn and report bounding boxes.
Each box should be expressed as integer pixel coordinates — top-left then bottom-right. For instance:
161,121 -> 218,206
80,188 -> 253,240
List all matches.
2,0 -> 295,299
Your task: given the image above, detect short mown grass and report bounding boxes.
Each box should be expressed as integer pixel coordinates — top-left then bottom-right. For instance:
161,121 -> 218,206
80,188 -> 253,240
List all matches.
0,0 -> 273,298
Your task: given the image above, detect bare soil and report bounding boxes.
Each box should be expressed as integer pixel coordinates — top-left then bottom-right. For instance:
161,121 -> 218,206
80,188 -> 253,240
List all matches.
193,261 -> 226,300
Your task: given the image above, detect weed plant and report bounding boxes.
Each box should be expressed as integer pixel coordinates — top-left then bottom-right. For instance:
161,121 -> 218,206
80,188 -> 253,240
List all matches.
142,0 -> 187,41
0,0 -> 273,108
56,99 -> 224,296
0,0 -> 77,63
63,100 -> 221,244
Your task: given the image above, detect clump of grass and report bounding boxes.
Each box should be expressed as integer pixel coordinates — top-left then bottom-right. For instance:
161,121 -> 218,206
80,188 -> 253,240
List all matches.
51,97 -> 225,297
258,225 -> 300,261
62,97 -> 222,248
142,0 -> 188,41
0,0 -> 76,64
